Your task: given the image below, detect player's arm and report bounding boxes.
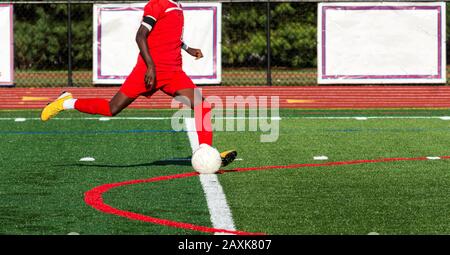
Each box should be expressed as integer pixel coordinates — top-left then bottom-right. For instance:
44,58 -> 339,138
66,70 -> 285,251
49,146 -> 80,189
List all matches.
182,41 -> 204,60
136,19 -> 156,89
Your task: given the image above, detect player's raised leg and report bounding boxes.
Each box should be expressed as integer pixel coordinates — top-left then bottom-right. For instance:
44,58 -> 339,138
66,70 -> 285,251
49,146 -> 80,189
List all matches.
174,87 -> 237,167
40,91 -> 135,121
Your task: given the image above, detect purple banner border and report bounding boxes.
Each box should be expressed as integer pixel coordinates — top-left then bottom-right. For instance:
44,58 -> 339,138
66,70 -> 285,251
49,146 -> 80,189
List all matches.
321,5 -> 443,80
96,6 -> 218,81
0,4 -> 14,86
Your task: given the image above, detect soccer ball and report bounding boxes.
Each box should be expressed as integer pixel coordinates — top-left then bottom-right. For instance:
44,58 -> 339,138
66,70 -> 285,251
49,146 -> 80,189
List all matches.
191,144 -> 222,174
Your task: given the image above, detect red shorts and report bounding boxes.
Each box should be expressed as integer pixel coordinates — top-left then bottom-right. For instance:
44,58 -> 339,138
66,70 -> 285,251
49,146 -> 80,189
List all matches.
120,65 -> 197,99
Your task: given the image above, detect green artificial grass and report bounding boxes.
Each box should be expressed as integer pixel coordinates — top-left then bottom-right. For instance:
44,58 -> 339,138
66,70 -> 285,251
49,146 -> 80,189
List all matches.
1,109 -> 450,234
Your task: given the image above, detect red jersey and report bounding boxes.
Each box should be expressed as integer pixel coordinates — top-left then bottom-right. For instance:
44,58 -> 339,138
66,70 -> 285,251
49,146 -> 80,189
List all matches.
139,0 -> 184,72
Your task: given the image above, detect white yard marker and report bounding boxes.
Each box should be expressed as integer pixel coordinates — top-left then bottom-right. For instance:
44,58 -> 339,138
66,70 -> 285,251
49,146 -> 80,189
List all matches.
67,232 -> 80,235
199,174 -> 236,235
158,157 -> 242,163
14,118 -> 26,122
314,156 -> 328,161
367,232 -> 380,235
426,156 -> 441,160
79,157 -> 95,162
3,115 -> 450,121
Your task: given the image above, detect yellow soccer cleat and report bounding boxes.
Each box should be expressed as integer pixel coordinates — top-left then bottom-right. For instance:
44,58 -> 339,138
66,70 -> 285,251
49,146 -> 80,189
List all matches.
40,91 -> 72,121
220,150 -> 237,167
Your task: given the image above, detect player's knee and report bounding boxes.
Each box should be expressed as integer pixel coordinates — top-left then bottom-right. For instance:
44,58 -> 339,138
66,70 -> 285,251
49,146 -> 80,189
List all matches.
110,108 -> 121,117
193,100 -> 212,111
109,103 -> 122,117
202,101 -> 212,110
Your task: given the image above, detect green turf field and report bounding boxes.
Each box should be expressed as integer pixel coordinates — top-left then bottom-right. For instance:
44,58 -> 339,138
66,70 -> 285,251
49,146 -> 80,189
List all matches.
1,108 -> 450,234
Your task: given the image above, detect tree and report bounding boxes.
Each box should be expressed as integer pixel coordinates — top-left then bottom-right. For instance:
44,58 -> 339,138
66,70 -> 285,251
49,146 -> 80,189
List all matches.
222,2 -> 317,68
14,3 -> 92,70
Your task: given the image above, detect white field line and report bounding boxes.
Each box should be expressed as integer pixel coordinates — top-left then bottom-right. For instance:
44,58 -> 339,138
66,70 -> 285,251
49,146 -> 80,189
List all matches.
199,174 -> 236,235
184,118 -> 236,235
300,116 -> 450,120
0,116 -> 282,120
2,116 -> 450,121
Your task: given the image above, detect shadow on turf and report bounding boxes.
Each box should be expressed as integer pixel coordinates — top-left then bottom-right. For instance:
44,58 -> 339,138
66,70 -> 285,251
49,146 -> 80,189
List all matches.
55,158 -> 192,168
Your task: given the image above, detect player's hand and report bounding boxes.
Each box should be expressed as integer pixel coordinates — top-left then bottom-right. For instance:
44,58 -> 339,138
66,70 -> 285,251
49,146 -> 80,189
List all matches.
187,48 -> 204,60
144,67 -> 156,90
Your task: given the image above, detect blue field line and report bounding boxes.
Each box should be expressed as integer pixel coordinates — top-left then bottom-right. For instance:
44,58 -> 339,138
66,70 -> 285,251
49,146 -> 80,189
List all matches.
3,127 -> 450,135
325,128 -> 441,132
0,129 -> 183,135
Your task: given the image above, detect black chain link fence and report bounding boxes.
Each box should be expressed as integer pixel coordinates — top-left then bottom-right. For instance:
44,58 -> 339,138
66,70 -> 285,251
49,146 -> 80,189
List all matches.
5,0 -> 450,87
13,2 -> 92,87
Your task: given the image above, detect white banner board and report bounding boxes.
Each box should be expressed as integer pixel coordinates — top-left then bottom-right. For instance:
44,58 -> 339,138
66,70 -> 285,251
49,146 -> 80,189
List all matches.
0,4 -> 13,86
318,2 -> 446,84
93,2 -> 221,85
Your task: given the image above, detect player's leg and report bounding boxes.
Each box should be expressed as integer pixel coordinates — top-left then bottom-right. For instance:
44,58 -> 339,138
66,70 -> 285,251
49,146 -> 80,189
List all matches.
175,88 -> 237,167
41,65 -> 146,121
40,91 -> 135,121
167,72 -> 237,167
72,92 -> 134,116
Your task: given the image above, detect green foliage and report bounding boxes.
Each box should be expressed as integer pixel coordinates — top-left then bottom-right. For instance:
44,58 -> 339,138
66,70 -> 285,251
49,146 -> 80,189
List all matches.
270,3 -> 317,68
13,2 -> 318,70
222,3 -> 317,68
222,3 -> 267,67
11,2 -> 450,70
71,5 -> 92,70
14,4 -> 91,70
14,4 -> 67,69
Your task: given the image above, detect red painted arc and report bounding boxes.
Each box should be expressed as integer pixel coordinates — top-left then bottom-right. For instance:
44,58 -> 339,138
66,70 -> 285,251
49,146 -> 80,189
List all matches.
84,172 -> 262,235
229,156 -> 450,172
84,155 -> 450,235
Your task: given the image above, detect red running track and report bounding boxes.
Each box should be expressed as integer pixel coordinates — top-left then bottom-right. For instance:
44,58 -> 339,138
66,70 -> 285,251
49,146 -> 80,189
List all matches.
2,86 -> 450,109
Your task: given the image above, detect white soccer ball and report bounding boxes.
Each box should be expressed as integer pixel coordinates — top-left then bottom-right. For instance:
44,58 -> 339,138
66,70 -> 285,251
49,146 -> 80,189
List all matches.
191,144 -> 222,174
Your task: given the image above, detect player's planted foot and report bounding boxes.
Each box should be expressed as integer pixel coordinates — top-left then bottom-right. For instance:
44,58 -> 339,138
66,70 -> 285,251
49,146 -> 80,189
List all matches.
40,92 -> 72,121
220,150 -> 237,167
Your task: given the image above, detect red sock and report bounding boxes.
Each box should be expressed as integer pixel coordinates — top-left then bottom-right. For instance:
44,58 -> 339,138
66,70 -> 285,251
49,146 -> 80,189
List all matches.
194,101 -> 213,146
74,99 -> 112,117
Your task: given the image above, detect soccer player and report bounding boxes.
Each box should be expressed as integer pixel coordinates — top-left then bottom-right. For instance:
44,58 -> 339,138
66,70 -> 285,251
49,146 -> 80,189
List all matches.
40,0 -> 236,166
